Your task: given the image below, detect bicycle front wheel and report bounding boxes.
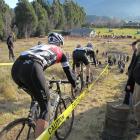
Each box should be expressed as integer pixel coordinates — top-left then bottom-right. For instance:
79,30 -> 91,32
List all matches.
55,96 -> 74,140
0,118 -> 35,140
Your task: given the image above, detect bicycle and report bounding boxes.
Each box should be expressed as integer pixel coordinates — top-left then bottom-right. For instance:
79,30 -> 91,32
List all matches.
0,80 -> 74,140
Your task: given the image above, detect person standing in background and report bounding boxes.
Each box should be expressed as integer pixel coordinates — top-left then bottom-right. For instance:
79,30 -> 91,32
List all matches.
6,33 -> 15,61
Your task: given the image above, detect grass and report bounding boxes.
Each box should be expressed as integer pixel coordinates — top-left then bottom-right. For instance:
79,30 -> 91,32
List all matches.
94,27 -> 140,38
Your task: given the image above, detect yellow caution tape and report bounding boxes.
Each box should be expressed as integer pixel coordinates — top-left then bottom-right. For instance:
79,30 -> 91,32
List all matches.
0,63 -> 13,66
37,64 -> 109,140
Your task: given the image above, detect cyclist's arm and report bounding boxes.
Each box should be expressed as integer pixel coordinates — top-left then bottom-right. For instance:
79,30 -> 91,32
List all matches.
61,54 -> 76,88
91,51 -> 96,66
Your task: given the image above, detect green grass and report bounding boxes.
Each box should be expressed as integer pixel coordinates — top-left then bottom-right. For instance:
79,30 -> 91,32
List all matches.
94,27 -> 140,38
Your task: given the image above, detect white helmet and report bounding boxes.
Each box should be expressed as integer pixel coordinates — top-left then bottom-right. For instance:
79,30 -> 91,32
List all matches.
48,32 -> 64,45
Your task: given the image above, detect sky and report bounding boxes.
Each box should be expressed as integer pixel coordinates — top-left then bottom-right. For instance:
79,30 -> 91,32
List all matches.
4,0 -> 33,8
4,0 -> 140,18
75,0 -> 140,18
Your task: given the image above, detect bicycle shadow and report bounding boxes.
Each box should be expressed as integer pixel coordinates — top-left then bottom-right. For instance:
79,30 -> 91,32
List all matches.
0,99 -> 30,114
0,95 -> 31,128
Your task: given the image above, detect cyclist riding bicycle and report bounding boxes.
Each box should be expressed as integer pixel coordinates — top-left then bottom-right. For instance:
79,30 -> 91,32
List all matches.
11,32 -> 76,138
72,43 -> 96,84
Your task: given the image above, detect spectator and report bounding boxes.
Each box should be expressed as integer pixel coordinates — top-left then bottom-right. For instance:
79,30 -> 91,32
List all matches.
6,33 -> 15,61
96,49 -> 99,55
131,42 -> 140,133
102,52 -> 105,57
38,41 -> 42,45
123,40 -> 138,105
128,41 -> 138,76
108,55 -> 113,66
126,55 -> 130,62
119,60 -> 125,73
113,56 -> 117,65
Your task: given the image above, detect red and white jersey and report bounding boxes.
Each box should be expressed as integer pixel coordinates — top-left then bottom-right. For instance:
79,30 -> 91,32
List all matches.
21,44 -> 69,69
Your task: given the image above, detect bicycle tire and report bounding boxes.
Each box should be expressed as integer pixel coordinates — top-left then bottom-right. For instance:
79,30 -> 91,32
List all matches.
90,71 -> 94,82
55,96 -> 74,140
0,118 -> 35,140
71,75 -> 82,99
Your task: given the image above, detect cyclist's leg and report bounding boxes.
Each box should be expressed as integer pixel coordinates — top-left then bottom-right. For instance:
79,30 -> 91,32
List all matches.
75,62 -> 80,77
12,59 -> 49,137
82,55 -> 90,83
29,62 -> 50,138
73,52 -> 80,76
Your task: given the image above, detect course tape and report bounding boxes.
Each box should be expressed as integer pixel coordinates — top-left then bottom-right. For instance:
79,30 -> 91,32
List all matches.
36,64 -> 109,140
0,63 -> 13,66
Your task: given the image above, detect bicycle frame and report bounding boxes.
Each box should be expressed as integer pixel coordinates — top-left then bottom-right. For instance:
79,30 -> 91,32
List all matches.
0,80 -> 74,140
49,80 -> 70,121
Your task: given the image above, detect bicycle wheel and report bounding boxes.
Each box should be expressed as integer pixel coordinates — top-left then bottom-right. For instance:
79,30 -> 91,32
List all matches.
0,118 -> 35,140
90,66 -> 94,82
55,96 -> 74,140
71,75 -> 82,99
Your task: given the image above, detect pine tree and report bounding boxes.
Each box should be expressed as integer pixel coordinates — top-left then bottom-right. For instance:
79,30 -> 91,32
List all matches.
0,13 -> 4,39
0,0 -> 13,40
32,1 -> 49,36
64,0 -> 86,29
15,0 -> 38,38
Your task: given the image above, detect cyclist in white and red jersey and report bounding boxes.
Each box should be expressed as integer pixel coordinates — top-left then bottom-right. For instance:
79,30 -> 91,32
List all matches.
11,32 -> 76,137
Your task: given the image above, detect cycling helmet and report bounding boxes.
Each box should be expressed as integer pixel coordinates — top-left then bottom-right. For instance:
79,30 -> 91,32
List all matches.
48,32 -> 64,46
87,42 -> 94,49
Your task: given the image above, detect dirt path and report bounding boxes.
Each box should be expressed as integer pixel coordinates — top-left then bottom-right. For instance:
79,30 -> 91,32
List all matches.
66,67 -> 126,140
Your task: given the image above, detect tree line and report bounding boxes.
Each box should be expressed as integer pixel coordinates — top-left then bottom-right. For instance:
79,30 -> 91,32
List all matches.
0,0 -> 86,40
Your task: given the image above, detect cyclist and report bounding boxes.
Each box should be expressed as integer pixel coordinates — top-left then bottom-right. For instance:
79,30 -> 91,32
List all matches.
11,32 -> 76,138
72,43 -> 96,84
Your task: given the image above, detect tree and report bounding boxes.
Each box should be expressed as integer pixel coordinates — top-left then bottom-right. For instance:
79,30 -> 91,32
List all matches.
37,0 -> 51,16
64,0 -> 86,29
0,0 -> 13,40
32,1 -> 49,36
64,0 -> 74,29
48,0 -> 65,29
15,0 -> 38,38
57,1 -> 65,29
0,13 -> 4,39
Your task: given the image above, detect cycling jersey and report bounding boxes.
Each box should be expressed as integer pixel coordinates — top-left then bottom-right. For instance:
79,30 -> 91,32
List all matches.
73,46 -> 96,67
21,44 -> 69,69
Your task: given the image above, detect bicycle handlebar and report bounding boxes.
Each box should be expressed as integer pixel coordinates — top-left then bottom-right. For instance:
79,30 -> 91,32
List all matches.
49,80 -> 70,84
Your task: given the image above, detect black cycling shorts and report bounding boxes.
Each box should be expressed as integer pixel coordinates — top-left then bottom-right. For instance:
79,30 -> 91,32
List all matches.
73,50 -> 89,67
11,56 -> 49,119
